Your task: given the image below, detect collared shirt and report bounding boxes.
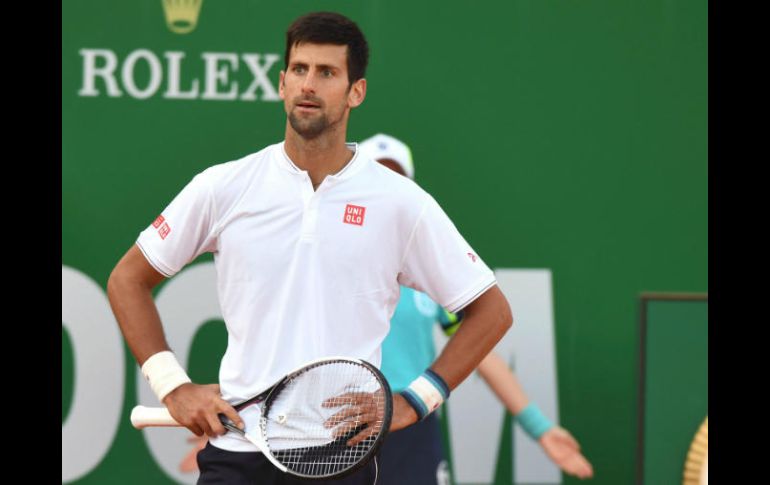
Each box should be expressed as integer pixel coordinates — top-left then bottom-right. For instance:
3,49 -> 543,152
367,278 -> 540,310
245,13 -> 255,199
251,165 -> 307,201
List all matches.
136,141 -> 496,451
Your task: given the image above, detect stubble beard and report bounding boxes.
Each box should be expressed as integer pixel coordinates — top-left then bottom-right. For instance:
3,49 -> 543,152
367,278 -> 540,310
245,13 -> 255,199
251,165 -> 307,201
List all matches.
288,110 -> 330,140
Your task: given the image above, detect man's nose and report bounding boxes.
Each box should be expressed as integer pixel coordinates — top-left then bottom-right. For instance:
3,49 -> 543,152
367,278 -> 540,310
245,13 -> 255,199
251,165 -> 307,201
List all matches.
301,71 -> 318,94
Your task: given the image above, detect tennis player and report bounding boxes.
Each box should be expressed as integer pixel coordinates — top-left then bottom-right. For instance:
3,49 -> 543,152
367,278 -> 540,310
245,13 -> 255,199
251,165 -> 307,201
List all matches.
107,12 -> 512,485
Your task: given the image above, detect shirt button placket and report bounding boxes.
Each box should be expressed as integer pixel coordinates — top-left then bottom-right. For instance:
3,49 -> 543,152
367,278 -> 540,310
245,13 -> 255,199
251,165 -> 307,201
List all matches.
300,176 -> 319,240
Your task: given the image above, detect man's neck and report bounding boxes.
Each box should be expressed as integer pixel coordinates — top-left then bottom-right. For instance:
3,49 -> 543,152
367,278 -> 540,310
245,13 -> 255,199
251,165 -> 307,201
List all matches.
284,126 -> 354,187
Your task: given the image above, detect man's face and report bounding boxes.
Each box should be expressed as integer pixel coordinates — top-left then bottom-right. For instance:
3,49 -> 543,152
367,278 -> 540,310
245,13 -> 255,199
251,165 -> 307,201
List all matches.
279,43 -> 366,140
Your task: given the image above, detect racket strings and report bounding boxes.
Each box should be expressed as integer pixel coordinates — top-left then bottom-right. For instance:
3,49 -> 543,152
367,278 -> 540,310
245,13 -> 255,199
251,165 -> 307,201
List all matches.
263,361 -> 388,477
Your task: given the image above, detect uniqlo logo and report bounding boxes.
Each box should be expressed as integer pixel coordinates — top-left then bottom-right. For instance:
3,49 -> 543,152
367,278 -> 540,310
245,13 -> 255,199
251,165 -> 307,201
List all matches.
152,215 -> 165,228
158,222 -> 171,240
343,204 -> 366,226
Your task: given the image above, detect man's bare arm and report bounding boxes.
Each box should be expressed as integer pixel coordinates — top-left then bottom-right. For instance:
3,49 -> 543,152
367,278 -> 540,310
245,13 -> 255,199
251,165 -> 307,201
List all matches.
430,285 -> 513,389
107,245 -> 242,436
107,245 -> 168,365
390,285 -> 513,431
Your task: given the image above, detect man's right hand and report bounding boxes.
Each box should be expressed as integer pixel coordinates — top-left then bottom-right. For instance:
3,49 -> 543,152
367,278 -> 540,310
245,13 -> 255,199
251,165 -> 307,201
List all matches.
162,383 -> 244,437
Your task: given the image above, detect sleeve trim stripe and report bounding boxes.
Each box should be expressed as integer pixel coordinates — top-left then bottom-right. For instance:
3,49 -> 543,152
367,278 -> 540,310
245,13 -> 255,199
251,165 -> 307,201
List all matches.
444,275 -> 497,314
135,240 -> 175,278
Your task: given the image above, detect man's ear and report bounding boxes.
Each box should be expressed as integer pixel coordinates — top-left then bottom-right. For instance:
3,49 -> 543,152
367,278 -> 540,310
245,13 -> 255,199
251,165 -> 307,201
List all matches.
348,78 -> 367,108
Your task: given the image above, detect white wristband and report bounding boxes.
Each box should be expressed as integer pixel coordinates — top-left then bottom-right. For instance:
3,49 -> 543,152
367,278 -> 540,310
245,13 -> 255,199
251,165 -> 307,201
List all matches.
141,351 -> 192,402
400,369 -> 450,420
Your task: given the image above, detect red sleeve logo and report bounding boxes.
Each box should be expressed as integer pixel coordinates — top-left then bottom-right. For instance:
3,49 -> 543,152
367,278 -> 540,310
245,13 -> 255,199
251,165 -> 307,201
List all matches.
152,215 -> 165,228
158,222 -> 171,240
467,252 -> 477,263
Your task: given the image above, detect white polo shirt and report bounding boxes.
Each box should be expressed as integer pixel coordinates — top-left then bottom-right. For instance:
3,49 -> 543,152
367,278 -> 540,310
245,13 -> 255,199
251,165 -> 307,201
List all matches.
136,141 -> 496,451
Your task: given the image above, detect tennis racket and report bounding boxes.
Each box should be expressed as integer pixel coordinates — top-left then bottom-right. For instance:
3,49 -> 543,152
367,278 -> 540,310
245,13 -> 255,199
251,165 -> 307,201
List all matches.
131,356 -> 392,480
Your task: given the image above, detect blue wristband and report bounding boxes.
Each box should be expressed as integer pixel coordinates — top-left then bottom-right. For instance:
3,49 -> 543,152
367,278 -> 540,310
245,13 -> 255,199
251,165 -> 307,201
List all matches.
423,369 -> 450,400
516,403 -> 554,440
400,388 -> 429,420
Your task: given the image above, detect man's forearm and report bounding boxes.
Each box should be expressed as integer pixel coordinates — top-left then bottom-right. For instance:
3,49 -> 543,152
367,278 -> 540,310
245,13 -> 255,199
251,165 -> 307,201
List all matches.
430,285 -> 513,390
107,246 -> 170,365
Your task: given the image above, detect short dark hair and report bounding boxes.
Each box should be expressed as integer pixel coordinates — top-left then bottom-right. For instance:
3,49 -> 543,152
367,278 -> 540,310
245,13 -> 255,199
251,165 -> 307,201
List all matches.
285,12 -> 369,85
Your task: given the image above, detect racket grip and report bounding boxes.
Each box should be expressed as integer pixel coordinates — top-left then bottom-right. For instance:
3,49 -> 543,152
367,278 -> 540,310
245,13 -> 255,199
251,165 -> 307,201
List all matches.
130,405 -> 180,429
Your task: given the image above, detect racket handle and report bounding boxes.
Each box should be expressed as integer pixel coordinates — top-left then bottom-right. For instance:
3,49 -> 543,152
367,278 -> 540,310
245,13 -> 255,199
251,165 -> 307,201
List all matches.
131,405 -> 180,429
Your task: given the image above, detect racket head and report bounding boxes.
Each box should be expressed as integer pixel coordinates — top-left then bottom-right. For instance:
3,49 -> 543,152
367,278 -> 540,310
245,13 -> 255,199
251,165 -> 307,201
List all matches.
259,357 -> 392,479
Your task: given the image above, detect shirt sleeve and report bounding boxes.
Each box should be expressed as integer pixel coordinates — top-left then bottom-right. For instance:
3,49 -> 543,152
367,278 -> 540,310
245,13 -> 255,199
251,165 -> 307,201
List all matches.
135,172 -> 218,277
398,194 -> 497,313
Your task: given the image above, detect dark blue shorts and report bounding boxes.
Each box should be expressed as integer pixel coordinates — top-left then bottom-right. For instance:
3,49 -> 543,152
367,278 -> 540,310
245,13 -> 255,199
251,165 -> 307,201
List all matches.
196,441 -> 378,485
375,413 -> 452,485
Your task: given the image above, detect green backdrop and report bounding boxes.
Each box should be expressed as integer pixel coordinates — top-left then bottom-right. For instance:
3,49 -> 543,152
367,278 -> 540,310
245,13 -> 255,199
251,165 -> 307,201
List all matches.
639,296 -> 708,485
62,1 -> 707,483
